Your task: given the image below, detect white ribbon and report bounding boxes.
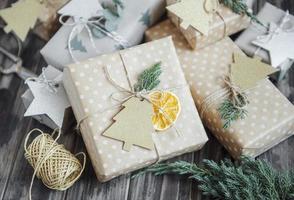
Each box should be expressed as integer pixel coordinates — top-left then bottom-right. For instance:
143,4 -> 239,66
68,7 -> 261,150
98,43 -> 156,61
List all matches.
59,14 -> 130,63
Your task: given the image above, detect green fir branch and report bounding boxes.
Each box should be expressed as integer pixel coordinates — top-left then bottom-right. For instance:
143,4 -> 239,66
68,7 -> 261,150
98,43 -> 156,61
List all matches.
218,93 -> 248,129
134,62 -> 162,92
133,156 -> 294,200
220,0 -> 264,26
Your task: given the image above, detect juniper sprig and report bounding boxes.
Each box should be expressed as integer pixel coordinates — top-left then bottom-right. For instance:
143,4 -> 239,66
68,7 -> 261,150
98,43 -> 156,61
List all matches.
221,0 -> 264,26
134,62 -> 162,92
133,156 -> 294,200
218,93 -> 249,129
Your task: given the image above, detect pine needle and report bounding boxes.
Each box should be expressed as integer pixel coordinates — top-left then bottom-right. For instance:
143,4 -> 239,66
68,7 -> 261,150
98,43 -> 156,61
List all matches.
221,0 -> 264,26
134,62 -> 162,92
133,156 -> 294,200
218,93 -> 249,129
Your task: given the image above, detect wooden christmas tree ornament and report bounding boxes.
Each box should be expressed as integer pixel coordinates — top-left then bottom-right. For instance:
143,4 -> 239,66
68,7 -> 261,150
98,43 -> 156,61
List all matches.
0,0 -> 43,41
231,53 -> 277,91
166,0 -> 214,35
103,97 -> 155,151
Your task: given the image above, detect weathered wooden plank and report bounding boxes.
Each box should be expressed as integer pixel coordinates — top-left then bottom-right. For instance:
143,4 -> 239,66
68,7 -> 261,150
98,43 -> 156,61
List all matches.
127,166 -> 164,200
158,153 -> 194,200
0,32 -> 35,199
191,132 -> 228,200
126,151 -> 194,200
64,135 -> 131,200
0,32 -> 69,200
0,35 -> 61,200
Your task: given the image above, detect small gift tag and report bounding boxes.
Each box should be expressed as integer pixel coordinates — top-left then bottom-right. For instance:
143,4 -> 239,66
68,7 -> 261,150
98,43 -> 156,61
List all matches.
0,0 -> 43,41
231,53 -> 277,91
103,97 -> 155,151
22,66 -> 73,130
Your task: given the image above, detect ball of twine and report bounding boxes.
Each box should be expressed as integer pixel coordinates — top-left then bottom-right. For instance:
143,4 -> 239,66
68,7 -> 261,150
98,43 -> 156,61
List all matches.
24,128 -> 86,200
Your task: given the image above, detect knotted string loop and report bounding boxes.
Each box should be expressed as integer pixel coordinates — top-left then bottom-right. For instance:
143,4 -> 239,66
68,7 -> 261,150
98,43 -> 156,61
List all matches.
223,75 -> 248,109
200,75 -> 248,119
59,13 -> 130,63
25,68 -> 59,93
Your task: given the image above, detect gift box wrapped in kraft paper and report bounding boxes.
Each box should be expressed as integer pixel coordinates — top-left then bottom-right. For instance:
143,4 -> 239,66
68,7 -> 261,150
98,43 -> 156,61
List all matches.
235,3 -> 294,79
41,0 -> 165,70
165,0 -> 250,50
63,37 -> 208,181
145,20 -> 294,159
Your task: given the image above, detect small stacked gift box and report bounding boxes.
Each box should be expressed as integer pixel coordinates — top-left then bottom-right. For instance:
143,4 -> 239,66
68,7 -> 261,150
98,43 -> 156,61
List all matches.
165,0 -> 250,49
63,37 -> 208,181
145,19 -> 294,158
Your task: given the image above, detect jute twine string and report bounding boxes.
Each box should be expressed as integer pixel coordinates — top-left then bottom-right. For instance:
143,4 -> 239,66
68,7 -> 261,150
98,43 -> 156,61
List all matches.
200,75 -> 248,119
204,0 -> 228,38
77,62 -> 187,136
24,128 -> 86,200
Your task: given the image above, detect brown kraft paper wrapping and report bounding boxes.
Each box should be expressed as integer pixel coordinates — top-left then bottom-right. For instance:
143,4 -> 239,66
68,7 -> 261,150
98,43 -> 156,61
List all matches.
63,37 -> 208,182
145,20 -> 294,159
166,0 -> 250,49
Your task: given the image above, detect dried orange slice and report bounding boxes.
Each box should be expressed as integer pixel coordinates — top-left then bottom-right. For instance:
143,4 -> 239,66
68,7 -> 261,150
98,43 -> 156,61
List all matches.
149,91 -> 181,131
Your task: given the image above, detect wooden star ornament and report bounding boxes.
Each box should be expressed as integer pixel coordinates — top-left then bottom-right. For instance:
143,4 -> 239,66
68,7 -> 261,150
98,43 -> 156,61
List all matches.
252,22 -> 294,68
167,0 -> 213,35
231,53 -> 277,91
24,66 -> 71,128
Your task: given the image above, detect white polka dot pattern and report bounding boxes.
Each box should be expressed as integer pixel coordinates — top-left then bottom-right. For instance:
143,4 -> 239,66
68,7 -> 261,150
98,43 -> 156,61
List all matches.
63,37 -> 208,182
166,0 -> 250,49
145,20 -> 294,159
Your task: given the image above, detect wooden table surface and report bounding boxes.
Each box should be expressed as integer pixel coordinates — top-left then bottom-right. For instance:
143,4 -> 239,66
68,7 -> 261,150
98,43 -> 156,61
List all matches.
0,0 -> 293,200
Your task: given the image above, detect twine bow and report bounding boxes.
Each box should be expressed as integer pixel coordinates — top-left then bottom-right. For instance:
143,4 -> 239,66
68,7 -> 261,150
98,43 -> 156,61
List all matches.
59,13 -> 130,63
200,74 -> 248,119
25,67 -> 59,93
